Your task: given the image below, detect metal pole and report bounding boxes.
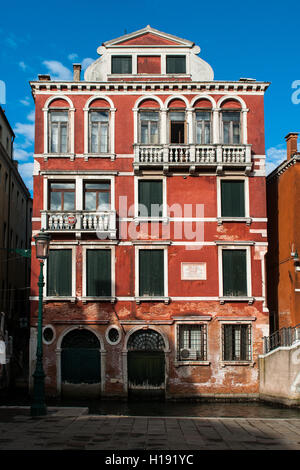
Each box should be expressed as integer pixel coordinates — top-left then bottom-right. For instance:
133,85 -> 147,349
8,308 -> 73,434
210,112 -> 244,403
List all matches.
30,260 -> 47,416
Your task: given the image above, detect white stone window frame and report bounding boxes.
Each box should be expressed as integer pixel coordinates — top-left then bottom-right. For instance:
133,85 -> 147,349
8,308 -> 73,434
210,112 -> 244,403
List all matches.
133,95 -> 164,145
216,175 -> 252,225
217,95 -> 249,145
43,95 -> 75,159
134,174 -> 168,224
43,173 -> 115,213
83,96 -> 116,160
105,325 -> 122,346
134,244 -> 169,303
81,244 -> 116,303
190,95 -> 217,145
218,319 -> 254,367
174,319 -> 211,366
217,242 -> 253,304
42,324 -> 56,345
43,244 -> 76,302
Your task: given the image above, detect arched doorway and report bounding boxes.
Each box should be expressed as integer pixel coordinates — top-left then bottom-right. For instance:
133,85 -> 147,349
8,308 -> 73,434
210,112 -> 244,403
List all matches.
127,328 -> 166,400
61,328 -> 101,398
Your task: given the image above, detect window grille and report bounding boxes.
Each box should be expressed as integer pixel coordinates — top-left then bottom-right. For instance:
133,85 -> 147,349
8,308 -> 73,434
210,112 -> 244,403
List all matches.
222,324 -> 252,361
177,324 -> 207,361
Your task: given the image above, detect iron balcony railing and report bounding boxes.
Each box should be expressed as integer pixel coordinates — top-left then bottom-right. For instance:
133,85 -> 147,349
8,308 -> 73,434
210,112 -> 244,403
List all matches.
263,324 -> 300,354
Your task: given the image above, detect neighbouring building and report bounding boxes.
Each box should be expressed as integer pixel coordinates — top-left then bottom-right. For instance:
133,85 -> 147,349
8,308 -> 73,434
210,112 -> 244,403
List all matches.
267,132 -> 300,332
0,106 -> 32,388
29,26 -> 270,400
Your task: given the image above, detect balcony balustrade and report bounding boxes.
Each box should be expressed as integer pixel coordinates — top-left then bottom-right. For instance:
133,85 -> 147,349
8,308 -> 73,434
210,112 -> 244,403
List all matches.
134,143 -> 252,174
40,210 -> 117,238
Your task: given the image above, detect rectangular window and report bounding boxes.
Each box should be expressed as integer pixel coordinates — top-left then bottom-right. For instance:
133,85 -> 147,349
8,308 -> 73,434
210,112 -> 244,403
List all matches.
138,180 -> 163,217
196,111 -> 211,144
111,56 -> 132,74
49,182 -> 75,211
47,249 -> 72,296
169,111 -> 185,144
86,249 -> 111,297
166,55 -> 186,74
222,249 -> 247,297
221,180 -> 245,217
178,324 -> 207,361
139,249 -> 164,296
223,324 -> 251,361
89,111 -> 109,153
222,111 -> 240,144
140,111 -> 159,144
84,181 -> 111,211
50,111 -> 69,153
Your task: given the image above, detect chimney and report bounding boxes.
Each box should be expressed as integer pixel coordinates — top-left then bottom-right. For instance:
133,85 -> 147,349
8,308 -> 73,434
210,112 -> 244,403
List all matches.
38,74 -> 51,81
73,64 -> 82,81
285,132 -> 298,160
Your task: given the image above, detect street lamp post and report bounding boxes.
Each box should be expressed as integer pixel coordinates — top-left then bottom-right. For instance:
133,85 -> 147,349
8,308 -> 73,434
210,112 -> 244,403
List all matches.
31,230 -> 51,417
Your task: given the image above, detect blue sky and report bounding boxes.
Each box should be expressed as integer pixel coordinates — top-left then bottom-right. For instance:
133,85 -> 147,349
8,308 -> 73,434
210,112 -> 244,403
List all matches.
1,0 -> 299,193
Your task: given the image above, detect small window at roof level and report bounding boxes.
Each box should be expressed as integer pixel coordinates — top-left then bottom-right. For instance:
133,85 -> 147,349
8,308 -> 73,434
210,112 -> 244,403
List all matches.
166,56 -> 186,74
111,56 -> 132,74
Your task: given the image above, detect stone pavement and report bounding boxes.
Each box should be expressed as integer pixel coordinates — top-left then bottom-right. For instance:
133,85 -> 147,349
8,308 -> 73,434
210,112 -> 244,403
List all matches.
0,406 -> 300,450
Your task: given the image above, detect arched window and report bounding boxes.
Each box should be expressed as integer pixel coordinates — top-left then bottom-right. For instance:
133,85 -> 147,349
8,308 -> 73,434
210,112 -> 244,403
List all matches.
127,328 -> 165,351
167,98 -> 187,144
83,96 -> 116,158
43,96 -> 75,155
194,99 -> 213,145
220,99 -> 243,145
138,99 -> 160,145
48,99 -> 70,153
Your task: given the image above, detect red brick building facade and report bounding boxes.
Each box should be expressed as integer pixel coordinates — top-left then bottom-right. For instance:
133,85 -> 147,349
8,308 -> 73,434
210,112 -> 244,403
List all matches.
29,26 -> 270,400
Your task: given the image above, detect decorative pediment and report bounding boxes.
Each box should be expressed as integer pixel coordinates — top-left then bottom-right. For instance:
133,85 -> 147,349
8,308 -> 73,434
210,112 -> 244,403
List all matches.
103,25 -> 194,48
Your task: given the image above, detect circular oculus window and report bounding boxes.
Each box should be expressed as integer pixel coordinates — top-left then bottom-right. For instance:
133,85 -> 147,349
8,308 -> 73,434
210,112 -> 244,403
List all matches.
106,326 -> 121,345
42,325 -> 56,345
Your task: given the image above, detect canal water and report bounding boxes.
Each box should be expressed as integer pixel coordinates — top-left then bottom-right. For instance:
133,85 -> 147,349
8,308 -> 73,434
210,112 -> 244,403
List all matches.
1,389 -> 300,418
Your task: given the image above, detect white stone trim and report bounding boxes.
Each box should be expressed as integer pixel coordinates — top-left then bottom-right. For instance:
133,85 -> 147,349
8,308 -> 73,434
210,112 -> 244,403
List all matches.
134,245 -> 168,298
217,243 -> 252,299
216,175 -> 250,220
43,245 -> 76,300
55,325 -> 105,395
81,244 -> 116,299
42,95 -> 75,155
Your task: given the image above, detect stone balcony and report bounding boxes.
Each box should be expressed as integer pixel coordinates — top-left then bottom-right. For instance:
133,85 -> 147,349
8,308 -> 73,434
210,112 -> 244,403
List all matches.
133,143 -> 252,175
40,210 -> 117,239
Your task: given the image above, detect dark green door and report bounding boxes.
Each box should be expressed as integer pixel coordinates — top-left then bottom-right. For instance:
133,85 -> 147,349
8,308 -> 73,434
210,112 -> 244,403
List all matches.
128,351 -> 165,388
127,329 -> 165,399
61,348 -> 100,384
61,329 -> 101,385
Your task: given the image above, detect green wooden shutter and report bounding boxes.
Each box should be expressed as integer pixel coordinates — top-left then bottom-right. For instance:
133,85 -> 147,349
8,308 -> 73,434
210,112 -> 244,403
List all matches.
111,56 -> 132,74
47,249 -> 72,296
138,180 -> 163,217
223,325 -> 233,361
222,249 -> 247,296
87,249 -> 111,297
221,180 -> 245,217
166,56 -> 186,73
139,250 -> 164,296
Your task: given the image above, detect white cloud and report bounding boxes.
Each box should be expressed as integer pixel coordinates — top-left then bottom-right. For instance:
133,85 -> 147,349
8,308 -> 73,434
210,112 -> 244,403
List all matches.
68,53 -> 78,61
27,110 -> 35,122
20,96 -> 31,106
14,122 -> 34,144
19,61 -> 27,71
266,145 -> 286,175
42,60 -> 72,80
13,146 -> 32,162
82,57 -> 94,70
18,162 -> 34,191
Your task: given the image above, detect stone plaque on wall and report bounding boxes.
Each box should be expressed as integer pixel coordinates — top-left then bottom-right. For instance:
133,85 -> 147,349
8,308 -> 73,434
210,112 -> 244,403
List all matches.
181,262 -> 207,280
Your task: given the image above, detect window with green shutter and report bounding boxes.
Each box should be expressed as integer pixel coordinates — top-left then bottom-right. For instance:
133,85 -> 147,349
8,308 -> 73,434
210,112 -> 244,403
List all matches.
139,249 -> 164,297
223,324 -> 251,361
222,249 -> 247,297
86,249 -> 111,297
138,180 -> 163,218
221,180 -> 245,217
111,56 -> 132,74
166,56 -> 186,74
47,249 -> 72,296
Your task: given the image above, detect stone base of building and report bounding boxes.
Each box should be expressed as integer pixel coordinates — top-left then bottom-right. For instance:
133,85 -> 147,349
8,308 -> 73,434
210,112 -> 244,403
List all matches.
259,393 -> 300,408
